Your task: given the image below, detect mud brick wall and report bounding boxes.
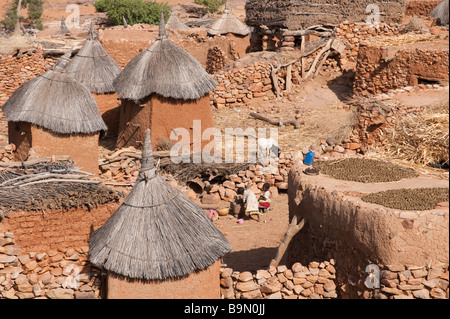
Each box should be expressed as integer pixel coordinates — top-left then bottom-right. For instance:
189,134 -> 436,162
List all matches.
0,203 -> 119,253
0,203 -> 119,299
405,0 -> 442,16
353,43 -> 449,95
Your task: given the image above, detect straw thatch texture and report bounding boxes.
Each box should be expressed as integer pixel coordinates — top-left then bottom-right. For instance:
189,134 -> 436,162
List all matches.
113,12 -> 217,102
207,8 -> 251,36
165,14 -> 189,30
89,129 -> 231,280
65,24 -> 121,93
2,51 -> 108,134
430,0 -> 449,25
381,101 -> 449,166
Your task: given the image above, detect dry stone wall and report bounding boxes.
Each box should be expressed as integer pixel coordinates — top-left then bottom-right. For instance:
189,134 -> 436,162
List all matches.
0,48 -> 57,106
353,42 -> 449,95
220,261 -> 338,299
364,263 -> 449,299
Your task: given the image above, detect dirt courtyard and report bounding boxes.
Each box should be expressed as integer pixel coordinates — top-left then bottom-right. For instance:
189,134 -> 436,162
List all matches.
212,193 -> 290,272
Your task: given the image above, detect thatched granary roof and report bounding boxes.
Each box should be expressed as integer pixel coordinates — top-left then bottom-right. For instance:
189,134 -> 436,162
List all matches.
55,16 -> 70,35
113,11 -> 218,102
89,129 -> 231,280
430,0 -> 449,25
207,4 -> 251,36
1,50 -> 108,134
65,23 -> 121,94
165,14 -> 189,30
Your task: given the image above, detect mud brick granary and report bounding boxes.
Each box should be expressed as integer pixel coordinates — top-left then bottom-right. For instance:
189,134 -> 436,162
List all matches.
89,129 -> 231,299
245,0 -> 406,30
114,12 -> 218,151
1,50 -> 107,175
65,22 -> 122,134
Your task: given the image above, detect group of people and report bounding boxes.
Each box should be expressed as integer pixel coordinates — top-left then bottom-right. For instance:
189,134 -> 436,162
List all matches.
236,183 -> 272,222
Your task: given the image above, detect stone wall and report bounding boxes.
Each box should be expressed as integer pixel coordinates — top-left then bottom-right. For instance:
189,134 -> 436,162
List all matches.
0,48 -> 57,106
220,261 -> 338,299
287,160 -> 449,298
353,41 -> 449,95
405,0 -> 442,16
0,231 -> 102,299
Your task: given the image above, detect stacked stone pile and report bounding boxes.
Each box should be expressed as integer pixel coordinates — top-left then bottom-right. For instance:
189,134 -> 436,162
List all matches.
365,263 -> 449,299
0,231 -> 101,299
220,261 -> 338,299
0,144 -> 15,163
211,62 -> 274,109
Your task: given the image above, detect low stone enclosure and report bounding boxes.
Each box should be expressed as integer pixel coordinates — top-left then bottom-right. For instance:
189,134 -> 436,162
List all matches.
1,154 -> 448,299
287,158 -> 449,299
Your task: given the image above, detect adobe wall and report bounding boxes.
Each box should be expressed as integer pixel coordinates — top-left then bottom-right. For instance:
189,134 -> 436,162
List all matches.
8,123 -> 101,175
0,203 -> 119,299
287,160 -> 449,298
107,260 -> 221,299
117,94 -> 214,151
405,0 -> 442,16
94,92 -> 120,135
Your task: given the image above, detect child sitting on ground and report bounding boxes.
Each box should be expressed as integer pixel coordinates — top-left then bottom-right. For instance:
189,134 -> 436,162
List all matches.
258,183 -> 271,213
237,187 -> 262,222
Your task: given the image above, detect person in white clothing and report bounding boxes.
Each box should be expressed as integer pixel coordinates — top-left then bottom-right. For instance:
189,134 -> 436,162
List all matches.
237,187 -> 262,222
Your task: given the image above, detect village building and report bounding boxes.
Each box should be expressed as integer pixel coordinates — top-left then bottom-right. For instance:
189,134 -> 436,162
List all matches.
1,50 -> 107,175
165,13 -> 189,31
65,23 -> 122,134
114,12 -> 218,151
89,129 -> 231,299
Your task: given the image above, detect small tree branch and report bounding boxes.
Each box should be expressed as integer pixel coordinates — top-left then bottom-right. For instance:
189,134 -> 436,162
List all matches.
269,214 -> 305,268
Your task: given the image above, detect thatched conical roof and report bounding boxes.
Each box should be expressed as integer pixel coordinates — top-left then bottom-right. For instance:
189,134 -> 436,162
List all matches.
113,11 -> 217,102
89,129 -> 231,280
2,50 -> 108,134
430,0 -> 449,25
55,16 -> 70,35
65,22 -> 121,94
165,13 -> 189,30
207,2 -> 251,36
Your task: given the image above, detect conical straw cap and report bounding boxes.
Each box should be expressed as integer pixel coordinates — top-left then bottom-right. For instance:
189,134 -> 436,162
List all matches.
158,10 -> 166,39
140,129 -> 155,171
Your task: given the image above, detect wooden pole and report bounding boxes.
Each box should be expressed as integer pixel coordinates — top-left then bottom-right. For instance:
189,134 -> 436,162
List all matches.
269,214 -> 305,268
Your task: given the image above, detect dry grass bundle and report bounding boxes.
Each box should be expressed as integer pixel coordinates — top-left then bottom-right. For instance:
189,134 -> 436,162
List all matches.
381,101 -> 449,166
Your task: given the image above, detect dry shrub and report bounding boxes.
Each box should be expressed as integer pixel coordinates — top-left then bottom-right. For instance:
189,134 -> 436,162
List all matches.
382,100 -> 449,166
